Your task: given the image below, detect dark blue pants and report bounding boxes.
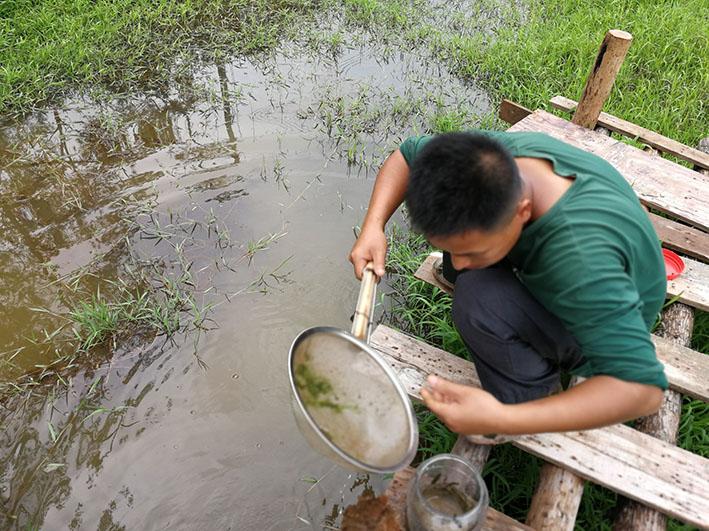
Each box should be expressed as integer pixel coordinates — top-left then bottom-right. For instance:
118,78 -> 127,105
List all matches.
442,252 -> 585,404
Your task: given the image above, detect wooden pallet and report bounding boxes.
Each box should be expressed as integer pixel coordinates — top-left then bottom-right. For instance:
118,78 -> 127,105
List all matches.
372,323 -> 709,528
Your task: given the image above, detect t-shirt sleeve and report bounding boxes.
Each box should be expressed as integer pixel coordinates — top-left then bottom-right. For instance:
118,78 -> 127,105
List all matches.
531,239 -> 668,389
399,135 -> 431,166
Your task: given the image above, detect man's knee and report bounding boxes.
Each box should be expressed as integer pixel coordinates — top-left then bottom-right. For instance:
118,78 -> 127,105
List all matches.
452,267 -> 512,333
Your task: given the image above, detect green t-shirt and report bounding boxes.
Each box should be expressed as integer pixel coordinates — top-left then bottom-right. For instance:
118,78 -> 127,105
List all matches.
400,131 -> 668,389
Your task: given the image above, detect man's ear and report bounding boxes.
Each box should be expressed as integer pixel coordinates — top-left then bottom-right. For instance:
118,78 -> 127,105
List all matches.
516,198 -> 532,223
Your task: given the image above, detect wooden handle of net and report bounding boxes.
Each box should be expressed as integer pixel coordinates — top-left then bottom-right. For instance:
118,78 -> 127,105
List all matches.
351,263 -> 378,342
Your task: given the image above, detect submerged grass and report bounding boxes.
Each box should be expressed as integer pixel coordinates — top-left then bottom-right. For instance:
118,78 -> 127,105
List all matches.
0,0 -> 321,114
0,202 -> 290,399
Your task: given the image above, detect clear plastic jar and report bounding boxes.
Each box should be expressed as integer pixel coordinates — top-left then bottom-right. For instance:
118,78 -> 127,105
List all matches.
406,453 -> 489,530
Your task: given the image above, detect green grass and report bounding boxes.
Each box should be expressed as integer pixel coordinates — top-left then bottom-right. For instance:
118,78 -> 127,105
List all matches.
434,0 -> 708,147
67,279 -> 186,353
0,0 -> 321,114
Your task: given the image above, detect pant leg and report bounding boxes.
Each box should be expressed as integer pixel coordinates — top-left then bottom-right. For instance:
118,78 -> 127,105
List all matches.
441,251 -> 460,284
451,260 -> 584,404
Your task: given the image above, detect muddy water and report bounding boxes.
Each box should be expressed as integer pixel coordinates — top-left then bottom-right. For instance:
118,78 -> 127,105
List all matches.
0,24 -> 489,530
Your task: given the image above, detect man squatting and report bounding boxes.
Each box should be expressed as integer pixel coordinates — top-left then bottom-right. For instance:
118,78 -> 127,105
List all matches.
349,131 -> 666,440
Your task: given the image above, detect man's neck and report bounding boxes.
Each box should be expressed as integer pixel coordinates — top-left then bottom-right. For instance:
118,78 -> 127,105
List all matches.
515,157 -> 573,222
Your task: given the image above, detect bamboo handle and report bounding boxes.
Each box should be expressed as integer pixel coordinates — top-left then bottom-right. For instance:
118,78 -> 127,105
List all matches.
351,263 -> 378,342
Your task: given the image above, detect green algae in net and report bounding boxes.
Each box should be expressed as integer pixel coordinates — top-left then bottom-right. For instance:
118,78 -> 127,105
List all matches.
295,358 -> 355,413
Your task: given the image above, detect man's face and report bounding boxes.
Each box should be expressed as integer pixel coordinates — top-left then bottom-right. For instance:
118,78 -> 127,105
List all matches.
427,199 -> 531,271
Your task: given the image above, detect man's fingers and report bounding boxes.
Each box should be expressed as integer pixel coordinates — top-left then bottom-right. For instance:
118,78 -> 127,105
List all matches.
422,387 -> 445,404
421,388 -> 453,418
427,374 -> 467,399
351,256 -> 367,280
372,247 -> 386,278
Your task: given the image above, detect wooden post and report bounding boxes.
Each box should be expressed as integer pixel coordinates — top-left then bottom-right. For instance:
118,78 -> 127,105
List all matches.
612,304 -> 692,530
572,30 -> 632,129
451,435 -> 491,473
612,139 -> 708,530
527,464 -> 586,530
525,378 -> 585,531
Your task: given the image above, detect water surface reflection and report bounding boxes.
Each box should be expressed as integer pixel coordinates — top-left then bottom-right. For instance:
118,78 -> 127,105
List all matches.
1,24 -> 489,529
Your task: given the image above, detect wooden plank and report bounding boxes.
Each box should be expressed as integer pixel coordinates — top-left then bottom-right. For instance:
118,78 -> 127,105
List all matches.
371,325 -> 709,528
415,252 -> 452,293
509,110 -> 709,231
572,30 -> 633,129
451,436 -> 491,473
649,213 -> 709,263
415,253 -> 709,401
383,467 -> 534,531
372,315 -> 478,395
525,376 -> 585,531
651,333 -> 709,405
517,425 -> 709,529
666,254 -> 709,312
551,95 -> 709,170
499,99 -> 532,126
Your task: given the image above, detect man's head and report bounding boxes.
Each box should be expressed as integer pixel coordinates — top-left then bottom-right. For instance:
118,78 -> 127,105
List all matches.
405,132 -> 531,270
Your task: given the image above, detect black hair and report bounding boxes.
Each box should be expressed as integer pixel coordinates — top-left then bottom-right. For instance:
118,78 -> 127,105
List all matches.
405,132 -> 522,236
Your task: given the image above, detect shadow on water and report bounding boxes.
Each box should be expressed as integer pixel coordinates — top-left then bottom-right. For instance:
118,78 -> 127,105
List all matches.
0,7 -> 492,529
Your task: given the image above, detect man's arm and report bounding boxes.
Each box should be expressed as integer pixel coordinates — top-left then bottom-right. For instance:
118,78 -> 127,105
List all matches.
421,374 -> 664,436
349,149 -> 410,279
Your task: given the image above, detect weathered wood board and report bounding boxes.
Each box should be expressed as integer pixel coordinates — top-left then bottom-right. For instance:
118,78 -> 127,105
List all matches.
499,99 -> 533,126
551,95 -> 709,170
508,110 -> 709,231
384,467 -> 534,531
649,213 -> 709,263
414,253 -> 709,401
666,254 -> 709,312
652,333 -> 709,401
370,324 -> 709,528
526,463 -> 585,530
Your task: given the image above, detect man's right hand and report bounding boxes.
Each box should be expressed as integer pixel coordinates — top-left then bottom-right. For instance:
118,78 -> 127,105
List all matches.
349,227 -> 387,280
348,148 -> 410,280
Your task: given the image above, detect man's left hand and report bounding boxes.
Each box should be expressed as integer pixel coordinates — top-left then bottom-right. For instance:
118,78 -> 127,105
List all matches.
420,375 -> 507,435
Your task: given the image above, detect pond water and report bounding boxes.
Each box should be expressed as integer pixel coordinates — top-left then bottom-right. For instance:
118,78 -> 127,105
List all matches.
0,15 -> 489,530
